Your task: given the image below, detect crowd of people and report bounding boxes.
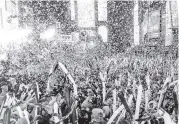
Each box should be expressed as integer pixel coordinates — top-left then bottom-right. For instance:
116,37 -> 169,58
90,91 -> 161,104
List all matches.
0,56 -> 178,124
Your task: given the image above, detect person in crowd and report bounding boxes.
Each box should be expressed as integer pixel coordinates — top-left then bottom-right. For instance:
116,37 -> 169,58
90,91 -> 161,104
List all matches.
91,108 -> 107,124
81,89 -> 94,110
0,84 -> 8,120
102,98 -> 113,120
0,56 -> 178,124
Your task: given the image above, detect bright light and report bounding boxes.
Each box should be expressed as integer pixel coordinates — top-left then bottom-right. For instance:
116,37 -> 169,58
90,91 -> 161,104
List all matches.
40,28 -> 55,40
0,53 -> 7,61
98,26 -> 108,42
0,28 -> 32,48
87,41 -> 95,49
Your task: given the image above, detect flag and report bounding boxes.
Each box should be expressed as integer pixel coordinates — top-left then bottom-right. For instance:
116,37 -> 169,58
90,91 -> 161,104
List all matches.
134,84 -> 143,124
99,72 -> 106,103
118,92 -> 133,120
35,82 -> 40,124
0,96 -> 6,119
58,62 -> 78,96
35,82 -> 40,103
3,108 -> 11,124
47,61 -> 58,93
158,108 -> 176,124
107,95 -> 133,124
107,105 -> 124,124
24,110 -> 30,124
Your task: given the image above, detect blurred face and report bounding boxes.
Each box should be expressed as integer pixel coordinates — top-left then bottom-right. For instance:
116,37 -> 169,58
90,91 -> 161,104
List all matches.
1,86 -> 8,93
87,90 -> 93,97
107,98 -> 113,105
44,98 -> 50,105
57,94 -> 62,104
27,106 -> 33,113
9,92 -> 13,97
42,109 -> 47,116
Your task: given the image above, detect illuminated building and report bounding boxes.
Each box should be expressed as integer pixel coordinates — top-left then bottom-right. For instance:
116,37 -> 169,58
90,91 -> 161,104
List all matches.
0,0 -> 18,29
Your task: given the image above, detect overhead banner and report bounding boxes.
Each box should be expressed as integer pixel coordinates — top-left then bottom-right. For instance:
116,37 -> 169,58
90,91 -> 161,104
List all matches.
61,35 -> 72,43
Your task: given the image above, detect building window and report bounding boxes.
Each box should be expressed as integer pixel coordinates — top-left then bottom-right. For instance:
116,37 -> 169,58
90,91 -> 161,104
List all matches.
77,0 -> 95,28
170,1 -> 178,43
0,8 -> 2,28
170,1 -> 178,28
98,0 -> 107,21
148,8 -> 160,38
70,0 -> 75,20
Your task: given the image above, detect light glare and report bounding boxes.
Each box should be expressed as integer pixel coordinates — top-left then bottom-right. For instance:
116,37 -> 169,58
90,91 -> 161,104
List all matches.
0,28 -> 32,48
40,28 -> 55,40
